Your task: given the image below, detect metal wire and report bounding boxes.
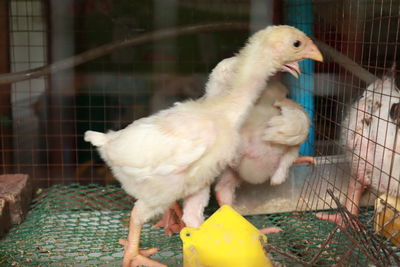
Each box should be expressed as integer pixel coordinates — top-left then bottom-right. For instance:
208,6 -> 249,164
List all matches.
296,0 -> 400,265
2,1 -> 400,266
3,0 -> 251,187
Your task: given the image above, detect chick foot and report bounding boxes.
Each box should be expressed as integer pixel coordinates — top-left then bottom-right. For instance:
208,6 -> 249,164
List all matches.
315,212 -> 362,230
315,177 -> 366,229
260,227 -> 282,234
315,212 -> 346,228
215,168 -> 240,206
122,205 -> 166,267
293,156 -> 316,165
151,202 -> 185,236
119,239 -> 163,267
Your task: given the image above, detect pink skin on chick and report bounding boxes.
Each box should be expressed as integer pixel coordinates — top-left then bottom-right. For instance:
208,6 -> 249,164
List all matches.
315,108 -> 372,227
214,158 -> 315,207
315,178 -> 368,227
214,85 -> 314,235
151,202 -> 184,236
317,106 -> 371,227
213,85 -> 314,234
315,97 -> 373,227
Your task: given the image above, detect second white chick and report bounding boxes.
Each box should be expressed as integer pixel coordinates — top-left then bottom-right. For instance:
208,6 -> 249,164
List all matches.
317,75 -> 400,227
211,58 -> 312,206
215,82 -> 311,206
155,58 -> 312,235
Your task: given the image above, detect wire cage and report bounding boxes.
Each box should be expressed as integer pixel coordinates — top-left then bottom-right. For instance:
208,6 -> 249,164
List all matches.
1,0 -> 400,266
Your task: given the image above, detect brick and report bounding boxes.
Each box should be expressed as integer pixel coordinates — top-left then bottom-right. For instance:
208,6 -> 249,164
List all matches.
0,174 -> 32,225
0,198 -> 11,237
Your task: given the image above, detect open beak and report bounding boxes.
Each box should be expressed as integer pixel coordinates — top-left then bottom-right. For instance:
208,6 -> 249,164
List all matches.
304,40 -> 324,62
281,62 -> 301,79
281,40 -> 324,79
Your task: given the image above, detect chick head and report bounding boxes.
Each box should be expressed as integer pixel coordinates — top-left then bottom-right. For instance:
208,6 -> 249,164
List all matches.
247,25 -> 323,78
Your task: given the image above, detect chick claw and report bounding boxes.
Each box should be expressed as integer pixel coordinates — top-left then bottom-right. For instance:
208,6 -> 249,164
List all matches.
152,220 -> 183,236
315,212 -> 360,230
119,239 -> 166,267
260,227 -> 282,234
151,202 -> 185,236
293,156 -> 316,165
315,213 -> 345,228
316,178 -> 365,230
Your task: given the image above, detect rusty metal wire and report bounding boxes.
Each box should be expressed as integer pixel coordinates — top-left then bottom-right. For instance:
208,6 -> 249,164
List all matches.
327,189 -> 400,266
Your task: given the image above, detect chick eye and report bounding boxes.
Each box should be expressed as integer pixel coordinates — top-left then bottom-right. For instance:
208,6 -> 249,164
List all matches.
293,40 -> 301,47
390,103 -> 400,121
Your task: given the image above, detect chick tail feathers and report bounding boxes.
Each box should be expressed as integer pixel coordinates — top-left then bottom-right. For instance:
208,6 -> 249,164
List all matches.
84,130 -> 108,147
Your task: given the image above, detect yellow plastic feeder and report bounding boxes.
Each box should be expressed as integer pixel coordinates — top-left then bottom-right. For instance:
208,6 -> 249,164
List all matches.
180,205 -> 273,267
375,194 -> 400,247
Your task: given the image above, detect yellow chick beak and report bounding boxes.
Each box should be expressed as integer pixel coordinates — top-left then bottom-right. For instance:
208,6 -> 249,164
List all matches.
304,41 -> 324,62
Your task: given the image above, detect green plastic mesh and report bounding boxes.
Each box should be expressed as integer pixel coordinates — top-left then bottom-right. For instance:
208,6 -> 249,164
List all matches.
0,184 -> 398,266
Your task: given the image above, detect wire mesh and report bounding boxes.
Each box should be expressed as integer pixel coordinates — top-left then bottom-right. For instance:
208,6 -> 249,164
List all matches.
1,0 -> 400,266
2,184 -> 398,266
296,0 -> 400,265
3,0 -> 254,187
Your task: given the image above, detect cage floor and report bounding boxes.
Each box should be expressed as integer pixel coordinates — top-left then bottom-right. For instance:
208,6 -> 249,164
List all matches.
0,184 -> 397,266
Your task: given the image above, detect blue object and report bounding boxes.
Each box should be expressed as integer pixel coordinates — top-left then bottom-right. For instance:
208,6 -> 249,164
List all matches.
284,0 -> 316,156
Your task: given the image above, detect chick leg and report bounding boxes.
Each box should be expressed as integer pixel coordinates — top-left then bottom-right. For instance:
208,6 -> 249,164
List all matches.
121,205 -> 166,267
270,147 -> 299,185
316,176 -> 367,228
215,167 -> 240,206
293,156 -> 316,165
182,187 -> 210,227
151,202 -> 185,236
260,227 -> 282,234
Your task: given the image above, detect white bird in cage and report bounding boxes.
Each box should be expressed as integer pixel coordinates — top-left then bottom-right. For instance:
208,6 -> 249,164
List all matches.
84,25 -> 323,267
317,75 -> 400,227
209,58 -> 313,208
156,59 -> 314,236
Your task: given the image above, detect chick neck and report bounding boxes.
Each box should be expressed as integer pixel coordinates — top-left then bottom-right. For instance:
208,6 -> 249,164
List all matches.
209,46 -> 281,130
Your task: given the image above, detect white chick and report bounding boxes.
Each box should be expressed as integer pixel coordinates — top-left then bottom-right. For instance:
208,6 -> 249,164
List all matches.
154,59 -> 311,236
156,58 -> 313,235
214,78 -> 312,207
84,25 -> 323,267
316,76 -> 400,227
